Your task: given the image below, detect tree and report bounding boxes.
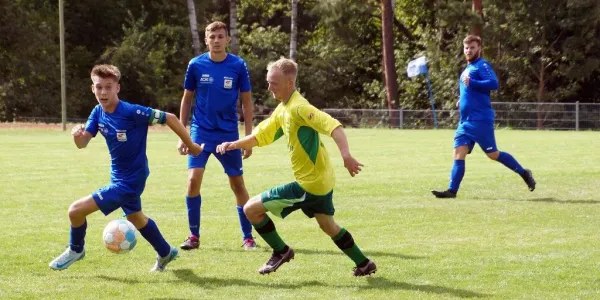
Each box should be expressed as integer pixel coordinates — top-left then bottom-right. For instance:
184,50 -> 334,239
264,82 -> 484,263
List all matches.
229,0 -> 239,54
289,0 -> 298,61
187,0 -> 202,55
381,0 -> 399,126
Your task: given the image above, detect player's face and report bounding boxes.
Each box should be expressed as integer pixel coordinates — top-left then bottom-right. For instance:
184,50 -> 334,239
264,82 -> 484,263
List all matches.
266,69 -> 292,102
91,76 -> 120,109
205,29 -> 230,54
463,42 -> 481,62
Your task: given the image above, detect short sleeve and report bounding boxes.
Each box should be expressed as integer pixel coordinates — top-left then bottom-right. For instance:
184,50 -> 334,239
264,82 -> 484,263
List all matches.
238,60 -> 251,93
295,104 -> 342,136
183,60 -> 196,91
84,106 -> 100,137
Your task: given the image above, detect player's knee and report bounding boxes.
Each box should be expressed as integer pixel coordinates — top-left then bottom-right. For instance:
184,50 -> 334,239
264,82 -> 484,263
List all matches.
126,212 -> 148,229
229,177 -> 247,195
187,177 -> 202,195
487,151 -> 499,160
243,197 -> 262,219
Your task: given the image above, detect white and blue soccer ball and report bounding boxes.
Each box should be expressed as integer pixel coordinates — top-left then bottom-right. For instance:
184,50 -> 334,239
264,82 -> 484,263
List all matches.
102,219 -> 137,254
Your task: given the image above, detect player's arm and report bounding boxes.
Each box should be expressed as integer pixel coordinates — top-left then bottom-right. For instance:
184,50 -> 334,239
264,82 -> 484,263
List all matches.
217,110 -> 281,154
331,126 -> 363,177
179,89 -> 194,127
468,63 -> 499,92
71,124 -> 93,149
240,91 -> 253,136
216,134 -> 259,155
165,112 -> 203,156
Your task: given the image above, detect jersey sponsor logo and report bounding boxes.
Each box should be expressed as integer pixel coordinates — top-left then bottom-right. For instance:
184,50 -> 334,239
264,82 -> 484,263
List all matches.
223,77 -> 233,89
200,74 -> 213,84
116,130 -> 127,142
98,123 -> 109,136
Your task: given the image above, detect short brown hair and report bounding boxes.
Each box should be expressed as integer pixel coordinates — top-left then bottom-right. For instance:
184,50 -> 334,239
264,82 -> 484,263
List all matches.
463,35 -> 482,46
91,64 -> 121,82
205,21 -> 228,36
267,57 -> 298,80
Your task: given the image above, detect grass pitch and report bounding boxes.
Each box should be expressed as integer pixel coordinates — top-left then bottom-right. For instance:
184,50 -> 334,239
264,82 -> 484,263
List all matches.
0,127 -> 599,299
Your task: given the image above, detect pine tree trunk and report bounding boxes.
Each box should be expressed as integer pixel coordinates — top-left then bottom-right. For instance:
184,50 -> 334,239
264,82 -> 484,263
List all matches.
229,0 -> 239,54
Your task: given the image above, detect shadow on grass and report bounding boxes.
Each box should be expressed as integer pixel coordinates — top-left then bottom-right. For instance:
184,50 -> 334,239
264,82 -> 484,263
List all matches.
522,197 -> 600,204
363,277 -> 489,298
173,269 -> 326,290
199,246 -> 424,260
172,269 -> 488,298
95,275 -> 143,284
293,248 -> 425,260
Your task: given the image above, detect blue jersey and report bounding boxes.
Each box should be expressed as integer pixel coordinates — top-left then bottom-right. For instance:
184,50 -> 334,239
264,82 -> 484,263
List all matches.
183,53 -> 251,142
458,58 -> 499,122
85,101 -> 158,193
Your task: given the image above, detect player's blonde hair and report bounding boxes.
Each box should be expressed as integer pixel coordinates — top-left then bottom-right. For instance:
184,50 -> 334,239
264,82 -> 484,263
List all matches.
463,35 -> 482,46
267,57 -> 298,83
205,21 -> 229,36
91,64 -> 121,82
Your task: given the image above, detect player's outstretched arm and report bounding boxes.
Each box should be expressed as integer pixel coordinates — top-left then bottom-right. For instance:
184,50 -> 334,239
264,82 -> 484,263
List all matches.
165,112 -> 204,156
216,135 -> 259,155
331,126 -> 363,177
71,124 -> 93,149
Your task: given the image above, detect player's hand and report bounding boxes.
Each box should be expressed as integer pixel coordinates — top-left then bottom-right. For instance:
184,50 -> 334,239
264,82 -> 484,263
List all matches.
177,139 -> 189,155
342,155 -> 364,177
71,124 -> 85,137
187,143 -> 204,157
242,147 -> 253,160
216,142 -> 237,155
462,75 -> 470,86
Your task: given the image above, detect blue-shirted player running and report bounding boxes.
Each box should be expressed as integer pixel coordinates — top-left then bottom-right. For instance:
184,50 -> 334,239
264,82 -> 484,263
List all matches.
177,21 -> 256,250
49,64 -> 203,271
431,35 -> 536,198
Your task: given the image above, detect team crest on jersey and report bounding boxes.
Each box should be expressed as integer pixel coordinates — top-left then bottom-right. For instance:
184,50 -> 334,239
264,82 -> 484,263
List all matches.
116,130 -> 127,142
223,77 -> 233,89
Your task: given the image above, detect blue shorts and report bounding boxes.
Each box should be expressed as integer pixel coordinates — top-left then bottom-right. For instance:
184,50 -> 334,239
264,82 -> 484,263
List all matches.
453,121 -> 498,154
92,182 -> 144,216
188,131 -> 243,177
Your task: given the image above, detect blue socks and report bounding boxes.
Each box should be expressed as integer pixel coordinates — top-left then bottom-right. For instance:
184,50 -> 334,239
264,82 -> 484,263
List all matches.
186,195 -> 201,237
497,151 -> 525,175
448,160 -> 465,193
237,205 -> 253,239
69,220 -> 87,253
139,218 -> 171,257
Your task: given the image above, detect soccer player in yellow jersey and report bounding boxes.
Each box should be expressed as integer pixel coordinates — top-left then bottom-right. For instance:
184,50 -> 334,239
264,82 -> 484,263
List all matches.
216,57 -> 376,276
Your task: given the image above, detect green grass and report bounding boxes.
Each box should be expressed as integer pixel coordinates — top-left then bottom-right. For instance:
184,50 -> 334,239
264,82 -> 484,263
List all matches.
0,128 -> 599,299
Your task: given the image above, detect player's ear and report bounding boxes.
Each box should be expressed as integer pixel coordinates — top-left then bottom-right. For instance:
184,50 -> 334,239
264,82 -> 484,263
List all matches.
116,83 -> 120,94
91,84 -> 95,93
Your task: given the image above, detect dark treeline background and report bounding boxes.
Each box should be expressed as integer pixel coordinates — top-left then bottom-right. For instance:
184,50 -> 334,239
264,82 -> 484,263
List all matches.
1,0 -> 599,122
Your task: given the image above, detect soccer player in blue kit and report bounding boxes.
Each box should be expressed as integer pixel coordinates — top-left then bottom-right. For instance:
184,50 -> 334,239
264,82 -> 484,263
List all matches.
431,35 -> 536,198
49,64 -> 203,271
176,21 -> 256,250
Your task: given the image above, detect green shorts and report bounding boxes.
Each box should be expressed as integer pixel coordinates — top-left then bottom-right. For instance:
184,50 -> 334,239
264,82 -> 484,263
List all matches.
260,182 -> 334,219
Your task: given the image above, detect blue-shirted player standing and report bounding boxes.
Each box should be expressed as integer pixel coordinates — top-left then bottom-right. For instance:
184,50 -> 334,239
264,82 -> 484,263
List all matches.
49,64 -> 203,271
177,21 -> 256,250
431,35 -> 536,198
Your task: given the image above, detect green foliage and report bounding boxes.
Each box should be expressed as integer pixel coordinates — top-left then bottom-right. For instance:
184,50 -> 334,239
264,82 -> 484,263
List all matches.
1,0 -> 599,121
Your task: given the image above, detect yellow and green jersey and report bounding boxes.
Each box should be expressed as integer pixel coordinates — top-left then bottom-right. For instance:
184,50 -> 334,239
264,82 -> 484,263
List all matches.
253,91 -> 342,195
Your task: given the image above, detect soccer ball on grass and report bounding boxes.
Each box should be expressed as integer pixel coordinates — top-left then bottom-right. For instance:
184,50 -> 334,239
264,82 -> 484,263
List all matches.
102,219 -> 137,254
